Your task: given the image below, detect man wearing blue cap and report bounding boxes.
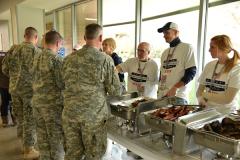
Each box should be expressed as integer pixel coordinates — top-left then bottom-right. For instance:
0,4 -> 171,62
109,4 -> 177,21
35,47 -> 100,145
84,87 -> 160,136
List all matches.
157,22 -> 197,104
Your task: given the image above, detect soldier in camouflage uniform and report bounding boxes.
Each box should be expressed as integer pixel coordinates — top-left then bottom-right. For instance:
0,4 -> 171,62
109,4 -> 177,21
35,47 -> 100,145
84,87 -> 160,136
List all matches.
14,27 -> 40,159
62,23 -> 120,160
32,30 -> 64,160
2,45 -> 21,130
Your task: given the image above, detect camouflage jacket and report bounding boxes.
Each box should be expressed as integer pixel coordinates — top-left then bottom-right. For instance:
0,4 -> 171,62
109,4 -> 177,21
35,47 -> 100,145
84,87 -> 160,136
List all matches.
62,45 -> 120,119
32,48 -> 64,105
2,45 -> 20,93
0,51 -> 9,88
15,42 -> 41,94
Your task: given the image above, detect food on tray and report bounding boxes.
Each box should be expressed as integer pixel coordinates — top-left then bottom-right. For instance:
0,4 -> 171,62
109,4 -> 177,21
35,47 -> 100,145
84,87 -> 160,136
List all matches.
201,117 -> 240,139
131,98 -> 148,107
151,105 -> 194,121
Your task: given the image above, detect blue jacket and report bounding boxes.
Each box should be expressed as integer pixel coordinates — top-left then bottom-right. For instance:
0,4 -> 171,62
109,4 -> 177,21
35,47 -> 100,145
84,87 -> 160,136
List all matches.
111,52 -> 124,82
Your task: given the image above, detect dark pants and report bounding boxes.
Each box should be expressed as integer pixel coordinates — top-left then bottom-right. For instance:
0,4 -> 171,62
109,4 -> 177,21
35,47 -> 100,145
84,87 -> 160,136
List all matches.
0,88 -> 11,117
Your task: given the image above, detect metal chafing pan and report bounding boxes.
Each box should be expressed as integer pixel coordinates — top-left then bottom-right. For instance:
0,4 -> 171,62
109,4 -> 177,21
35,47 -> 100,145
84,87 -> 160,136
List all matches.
109,96 -> 174,120
144,105 -> 202,135
107,92 -> 139,103
107,92 -> 139,116
110,96 -> 155,120
173,108 -> 222,155
177,108 -> 222,126
189,116 -> 240,158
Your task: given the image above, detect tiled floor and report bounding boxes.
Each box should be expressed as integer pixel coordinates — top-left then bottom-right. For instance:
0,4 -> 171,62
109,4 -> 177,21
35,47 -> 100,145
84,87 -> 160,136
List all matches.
0,119 -> 142,160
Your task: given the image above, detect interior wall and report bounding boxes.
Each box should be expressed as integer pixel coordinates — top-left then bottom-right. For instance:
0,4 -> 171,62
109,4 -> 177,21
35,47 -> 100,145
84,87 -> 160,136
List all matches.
0,0 -> 24,15
0,21 -> 10,51
10,7 -> 18,45
16,4 -> 44,44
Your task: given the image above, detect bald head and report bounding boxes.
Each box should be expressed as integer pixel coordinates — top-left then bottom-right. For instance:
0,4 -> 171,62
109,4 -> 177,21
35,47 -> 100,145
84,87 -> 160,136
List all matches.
138,42 -> 150,51
137,42 -> 151,61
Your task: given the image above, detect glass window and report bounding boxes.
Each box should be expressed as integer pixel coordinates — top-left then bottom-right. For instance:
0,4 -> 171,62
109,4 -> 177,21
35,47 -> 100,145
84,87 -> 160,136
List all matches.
57,7 -> 72,55
142,11 -> 199,59
209,0 -> 224,3
45,13 -> 54,31
205,1 -> 240,106
102,0 -> 135,25
142,0 -> 199,19
204,1 -> 240,65
142,11 -> 199,104
103,24 -> 135,61
76,0 -> 97,47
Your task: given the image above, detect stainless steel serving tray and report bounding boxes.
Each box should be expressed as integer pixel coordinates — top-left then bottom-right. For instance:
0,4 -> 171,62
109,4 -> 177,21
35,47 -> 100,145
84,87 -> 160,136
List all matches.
144,105 -> 202,135
178,108 -> 222,126
107,92 -> 139,117
110,96 -> 157,120
109,96 -> 174,120
107,92 -> 139,104
173,108 -> 222,155
190,116 -> 240,157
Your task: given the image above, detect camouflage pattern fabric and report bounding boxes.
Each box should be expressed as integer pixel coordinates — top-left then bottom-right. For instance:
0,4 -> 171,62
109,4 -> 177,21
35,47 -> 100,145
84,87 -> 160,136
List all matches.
15,42 -> 41,94
15,92 -> 36,147
62,45 -> 120,160
32,48 -> 64,160
62,115 -> 107,160
14,42 -> 41,148
2,45 -> 20,93
11,93 -> 23,138
2,45 -> 23,138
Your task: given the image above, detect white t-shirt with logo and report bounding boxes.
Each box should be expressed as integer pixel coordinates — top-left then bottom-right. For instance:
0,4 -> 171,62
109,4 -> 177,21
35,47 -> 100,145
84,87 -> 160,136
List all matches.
158,42 -> 196,100
199,60 -> 240,111
119,57 -> 159,99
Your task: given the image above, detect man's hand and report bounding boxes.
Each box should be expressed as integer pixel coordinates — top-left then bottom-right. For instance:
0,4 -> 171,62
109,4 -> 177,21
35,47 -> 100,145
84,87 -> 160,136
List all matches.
165,81 -> 184,97
197,96 -> 207,108
202,92 -> 209,100
166,86 -> 177,97
137,84 -> 144,93
116,65 -> 123,73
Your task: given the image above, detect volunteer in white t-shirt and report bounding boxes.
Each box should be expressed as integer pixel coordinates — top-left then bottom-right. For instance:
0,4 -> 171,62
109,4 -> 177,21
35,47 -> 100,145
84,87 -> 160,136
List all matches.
116,42 -> 159,99
157,22 -> 197,104
197,35 -> 240,112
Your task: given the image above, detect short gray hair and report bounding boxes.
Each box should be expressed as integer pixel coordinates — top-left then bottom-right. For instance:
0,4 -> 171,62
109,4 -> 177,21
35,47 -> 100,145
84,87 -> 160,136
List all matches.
85,23 -> 102,40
